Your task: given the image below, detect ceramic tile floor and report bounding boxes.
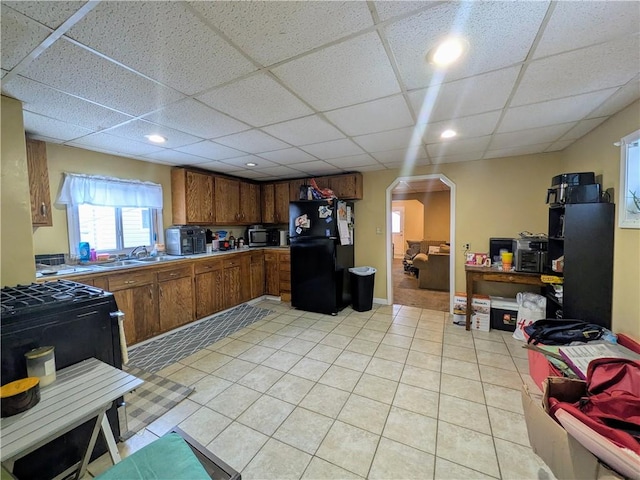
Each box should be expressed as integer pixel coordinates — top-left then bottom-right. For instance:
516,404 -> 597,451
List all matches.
86,300 -> 556,480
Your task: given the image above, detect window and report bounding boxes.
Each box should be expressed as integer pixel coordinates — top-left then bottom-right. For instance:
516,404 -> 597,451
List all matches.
619,129 -> 640,229
57,173 -> 163,254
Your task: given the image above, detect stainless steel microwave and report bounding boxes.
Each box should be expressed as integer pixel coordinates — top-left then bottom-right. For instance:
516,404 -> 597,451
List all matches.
166,226 -> 206,255
248,226 -> 269,247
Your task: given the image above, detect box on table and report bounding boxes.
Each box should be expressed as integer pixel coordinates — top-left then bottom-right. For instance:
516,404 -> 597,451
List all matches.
489,296 -> 518,332
453,293 -> 490,331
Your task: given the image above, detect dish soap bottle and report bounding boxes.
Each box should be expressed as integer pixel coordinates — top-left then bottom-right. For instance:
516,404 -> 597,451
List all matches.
229,231 -> 235,249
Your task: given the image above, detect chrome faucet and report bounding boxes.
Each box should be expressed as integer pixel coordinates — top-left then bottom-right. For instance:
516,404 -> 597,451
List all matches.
129,246 -> 148,259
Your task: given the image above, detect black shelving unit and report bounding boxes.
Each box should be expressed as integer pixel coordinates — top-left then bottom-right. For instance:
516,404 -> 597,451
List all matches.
547,203 -> 615,328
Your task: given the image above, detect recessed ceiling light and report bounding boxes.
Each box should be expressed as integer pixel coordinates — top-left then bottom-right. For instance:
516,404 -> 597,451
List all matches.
441,129 -> 457,139
145,134 -> 167,143
246,162 -> 257,167
427,38 -> 468,67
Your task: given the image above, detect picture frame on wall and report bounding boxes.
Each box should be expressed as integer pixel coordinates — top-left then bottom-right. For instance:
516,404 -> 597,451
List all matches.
618,128 -> 640,229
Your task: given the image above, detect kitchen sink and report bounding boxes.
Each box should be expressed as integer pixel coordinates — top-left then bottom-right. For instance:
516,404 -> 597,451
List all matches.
92,260 -> 141,269
134,256 -> 185,263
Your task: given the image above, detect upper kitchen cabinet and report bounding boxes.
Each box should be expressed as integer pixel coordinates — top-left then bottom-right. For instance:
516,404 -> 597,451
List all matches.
240,181 -> 261,224
171,168 -> 214,225
215,176 -> 261,225
262,181 -> 289,224
289,178 -> 308,202
25,138 -> 53,226
329,173 -> 363,200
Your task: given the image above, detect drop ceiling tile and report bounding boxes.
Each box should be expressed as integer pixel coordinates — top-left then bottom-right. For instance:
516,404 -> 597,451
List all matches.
370,145 -> 428,163
196,161 -> 245,173
534,1 -> 640,59
105,120 -> 202,149
2,75 -> 133,131
196,73 -> 313,127
326,154 -> 379,169
4,1 -> 88,29
546,139 -> 574,152
23,111 -> 92,141
490,124 -> 574,150
220,155 -> 278,169
324,95 -> 414,136
190,1 -> 373,66
66,2 -> 256,95
512,35 -> 640,106
498,88 -> 618,133
176,141 -> 245,161
587,78 -> 640,118
21,38 -> 184,116
257,148 -> 317,165
235,169 -> 275,181
484,143 -> 553,160
422,111 -> 501,143
263,115 -> 345,146
300,139 -> 365,160
142,149 -> 212,165
143,99 -> 249,139
212,130 -> 290,154
272,31 -> 401,111
382,156 -> 433,168
354,164 -> 386,172
429,152 -> 483,164
68,132 -> 165,156
353,126 -> 423,153
384,1 -> 548,89
558,117 -> 608,142
426,136 -> 491,157
254,165 -> 309,178
407,66 -> 520,123
290,161 -> 343,176
1,6 -> 52,70
374,1 -> 434,21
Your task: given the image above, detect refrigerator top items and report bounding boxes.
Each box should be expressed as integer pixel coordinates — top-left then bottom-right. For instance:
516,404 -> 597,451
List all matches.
290,200 -> 353,245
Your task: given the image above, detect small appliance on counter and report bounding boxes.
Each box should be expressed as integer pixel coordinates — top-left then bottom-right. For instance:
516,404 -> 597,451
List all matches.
546,172 -> 601,206
247,225 -> 269,247
513,235 -> 548,273
165,226 -> 206,255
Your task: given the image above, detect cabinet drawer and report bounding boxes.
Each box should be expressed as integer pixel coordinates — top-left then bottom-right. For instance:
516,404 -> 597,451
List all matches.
157,265 -> 192,282
108,271 -> 154,291
194,259 -> 222,275
279,280 -> 291,292
279,253 -> 290,262
264,252 -> 277,262
223,255 -> 249,269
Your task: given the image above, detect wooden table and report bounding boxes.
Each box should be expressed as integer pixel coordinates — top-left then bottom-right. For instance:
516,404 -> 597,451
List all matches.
464,265 -> 545,331
1,358 -> 143,480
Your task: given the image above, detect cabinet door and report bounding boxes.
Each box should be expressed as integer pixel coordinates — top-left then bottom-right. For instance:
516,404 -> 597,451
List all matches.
329,173 -> 363,200
159,276 -> 194,332
262,183 -> 276,224
195,269 -> 224,319
279,252 -> 291,302
173,169 -> 214,225
250,252 -> 265,299
241,182 -> 261,224
264,252 -> 279,295
25,138 -> 53,226
223,265 -> 242,309
113,284 -> 158,346
274,182 -> 289,224
289,178 -> 308,202
215,177 -> 241,224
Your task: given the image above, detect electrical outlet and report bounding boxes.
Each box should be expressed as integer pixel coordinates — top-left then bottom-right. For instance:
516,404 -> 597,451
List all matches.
462,243 -> 470,250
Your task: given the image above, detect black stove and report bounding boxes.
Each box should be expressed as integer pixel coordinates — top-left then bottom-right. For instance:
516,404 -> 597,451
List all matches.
1,279 -> 107,317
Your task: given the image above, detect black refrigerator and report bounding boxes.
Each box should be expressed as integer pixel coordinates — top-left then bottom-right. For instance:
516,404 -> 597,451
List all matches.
289,200 -> 354,315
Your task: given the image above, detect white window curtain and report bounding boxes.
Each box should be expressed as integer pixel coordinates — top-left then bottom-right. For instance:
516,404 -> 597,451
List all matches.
57,173 -> 163,208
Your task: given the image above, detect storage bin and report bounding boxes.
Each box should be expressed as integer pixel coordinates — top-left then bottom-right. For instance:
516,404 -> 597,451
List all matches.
490,296 -> 518,332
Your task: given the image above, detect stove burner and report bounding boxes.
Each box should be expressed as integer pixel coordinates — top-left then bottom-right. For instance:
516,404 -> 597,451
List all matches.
1,280 -> 106,317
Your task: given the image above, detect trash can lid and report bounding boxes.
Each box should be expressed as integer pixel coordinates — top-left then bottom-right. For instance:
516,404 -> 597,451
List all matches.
348,267 -> 376,275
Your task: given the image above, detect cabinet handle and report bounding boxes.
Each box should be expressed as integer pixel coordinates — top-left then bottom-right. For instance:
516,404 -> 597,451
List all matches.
169,272 -> 178,277
150,286 -> 154,299
124,280 -> 136,285
40,202 -> 47,217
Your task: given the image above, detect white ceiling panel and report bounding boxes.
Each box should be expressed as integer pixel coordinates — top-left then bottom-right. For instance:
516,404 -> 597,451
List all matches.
587,78 -> 640,118
324,95 -> 414,136
263,115 -> 344,146
254,165 -> 309,178
142,99 -> 249,140
175,141 -> 245,161
105,120 -> 201,149
142,150 -> 213,165
383,156 -> 433,169
290,161 -> 343,176
407,66 -> 520,123
214,129 -> 290,154
327,154 -> 379,169
427,136 -> 491,158
429,152 -> 483,165
189,1 -> 374,66
485,143 -> 554,160
534,1 -> 640,59
374,1 -> 434,22
220,155 -> 278,169
300,139 -> 365,160
498,89 -> 618,134
490,124 -> 574,150
385,1 -> 549,89
4,1 -> 88,29
557,117 -> 608,142
370,146 -> 428,163
512,35 -> 640,106
546,139 -> 575,152
196,161 -> 245,173
67,2 -> 256,95
257,148 -> 318,165
68,132 -> 165,156
196,73 -> 313,127
1,6 -> 51,71
2,75 -> 133,130
20,38 -> 184,116
353,126 -> 423,153
272,32 -> 401,111
233,169 -> 275,180
422,111 -> 501,143
23,111 -> 92,141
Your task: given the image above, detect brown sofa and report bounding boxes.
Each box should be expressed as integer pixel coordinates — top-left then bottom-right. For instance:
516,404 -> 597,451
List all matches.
412,250 -> 450,291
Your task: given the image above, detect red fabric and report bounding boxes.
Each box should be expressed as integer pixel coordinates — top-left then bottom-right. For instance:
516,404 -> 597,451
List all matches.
550,358 -> 640,454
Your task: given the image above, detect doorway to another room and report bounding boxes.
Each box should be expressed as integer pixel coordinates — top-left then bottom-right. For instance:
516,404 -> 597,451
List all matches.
386,175 -> 455,312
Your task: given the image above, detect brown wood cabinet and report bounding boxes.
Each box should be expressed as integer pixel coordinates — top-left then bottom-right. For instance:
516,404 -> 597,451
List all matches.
215,176 -> 241,224
264,251 -> 279,295
261,183 -> 276,224
25,138 -> 53,226
279,251 -> 291,302
157,265 -> 194,331
194,258 -> 224,319
329,173 -> 363,200
289,178 -> 308,202
250,251 -> 265,299
171,168 -> 215,225
223,253 -> 250,309
241,182 -> 261,224
274,182 -> 289,224
107,271 -> 158,345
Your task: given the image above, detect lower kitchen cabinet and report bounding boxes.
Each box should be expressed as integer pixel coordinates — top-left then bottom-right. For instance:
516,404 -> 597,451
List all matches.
250,251 -> 265,299
223,254 -> 250,309
158,265 -> 194,332
194,258 -> 224,319
279,251 -> 291,302
264,251 -> 279,295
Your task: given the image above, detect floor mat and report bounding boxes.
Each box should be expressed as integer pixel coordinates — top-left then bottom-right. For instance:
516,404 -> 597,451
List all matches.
120,366 -> 193,440
126,303 -> 274,373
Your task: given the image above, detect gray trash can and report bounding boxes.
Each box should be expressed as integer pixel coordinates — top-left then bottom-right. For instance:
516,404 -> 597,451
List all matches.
349,267 -> 376,312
